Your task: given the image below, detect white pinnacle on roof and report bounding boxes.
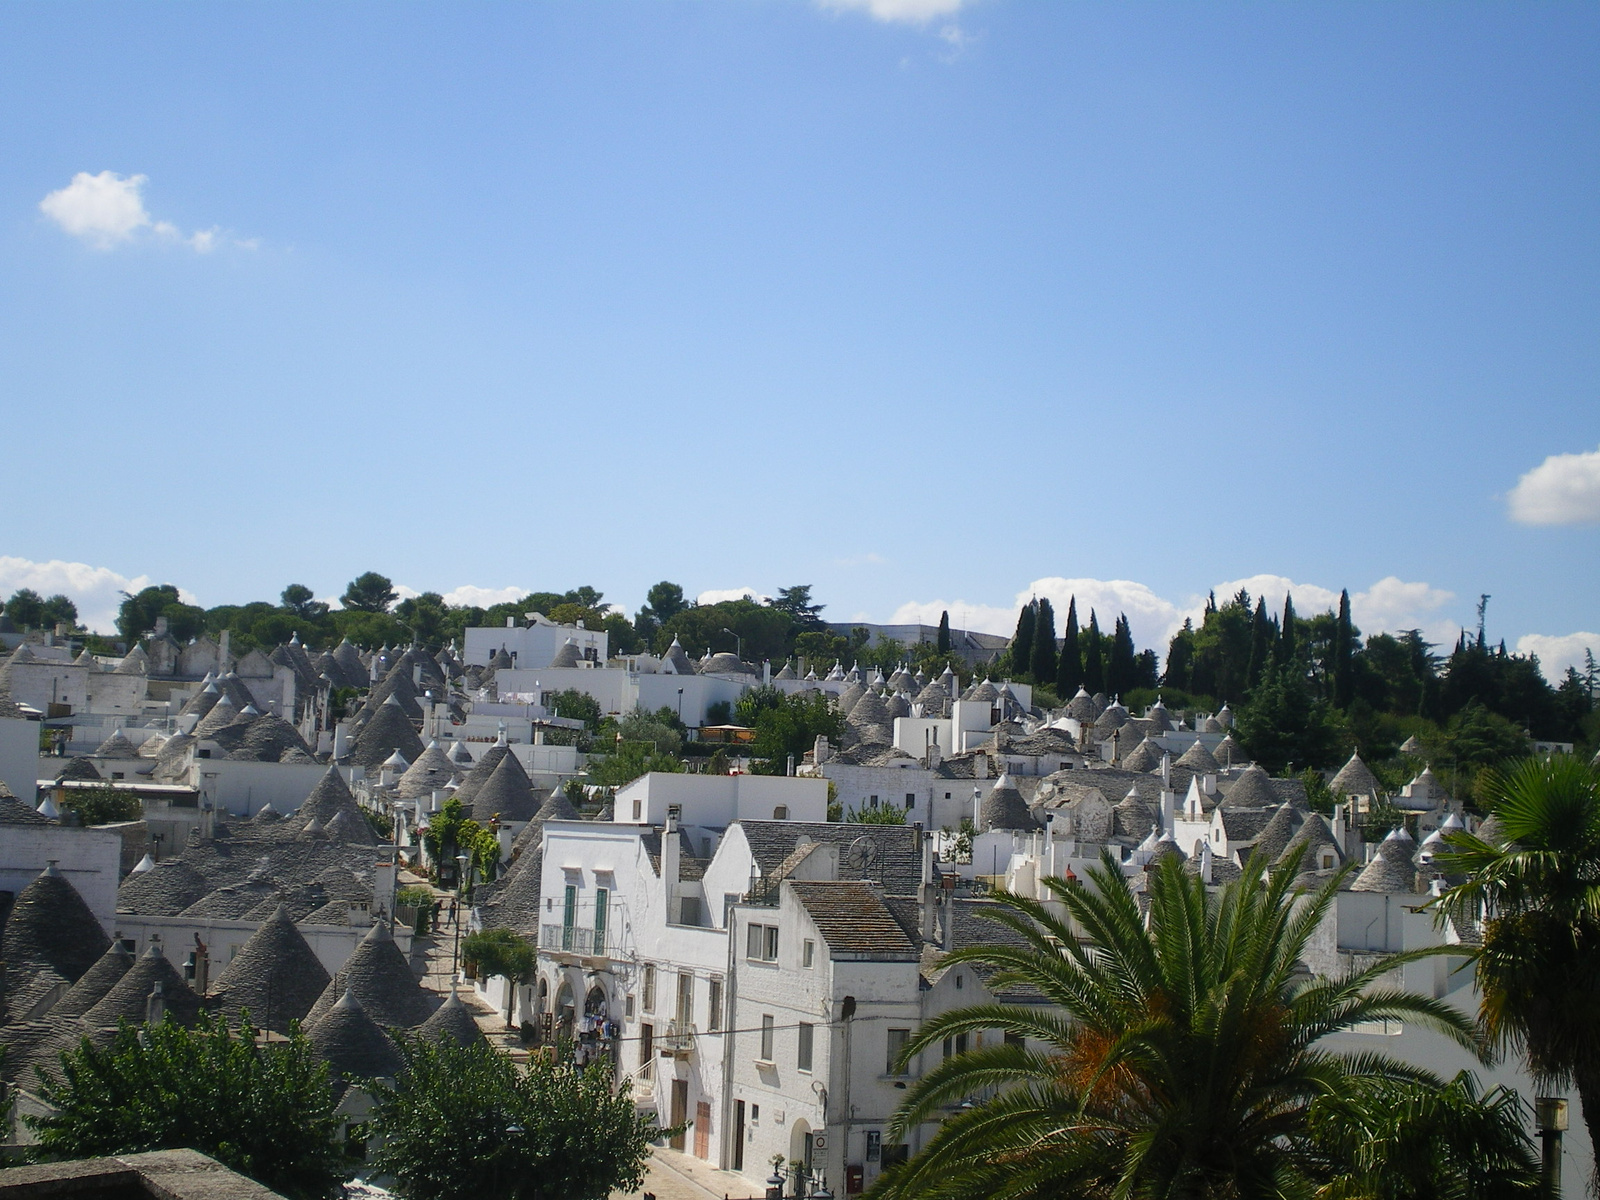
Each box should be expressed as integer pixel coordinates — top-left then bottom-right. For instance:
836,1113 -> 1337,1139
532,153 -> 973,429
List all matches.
131,853 -> 156,874
38,795 -> 61,819
383,749 -> 410,769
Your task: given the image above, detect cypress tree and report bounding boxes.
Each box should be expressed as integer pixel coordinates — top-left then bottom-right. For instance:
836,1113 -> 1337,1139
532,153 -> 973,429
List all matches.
1030,598 -> 1058,684
1163,619 -> 1194,691
1083,610 -> 1106,695
937,611 -> 951,655
1334,589 -> 1354,709
1107,614 -> 1137,698
1011,601 -> 1036,679
1057,597 -> 1083,695
1247,598 -> 1273,690
1278,594 -> 1298,667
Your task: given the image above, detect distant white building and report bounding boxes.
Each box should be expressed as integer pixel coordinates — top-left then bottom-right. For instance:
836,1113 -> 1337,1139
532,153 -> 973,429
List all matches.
462,614 -> 608,670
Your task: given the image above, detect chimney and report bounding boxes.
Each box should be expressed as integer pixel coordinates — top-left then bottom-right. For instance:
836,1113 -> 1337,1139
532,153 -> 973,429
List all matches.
917,824 -> 938,943
663,805 -> 682,917
373,859 -> 397,918
506,616 -> 515,628
1202,772 -> 1217,796
1160,788 -> 1176,837
940,872 -> 956,951
218,629 -> 231,670
1200,841 -> 1214,885
813,735 -> 831,765
146,980 -> 167,1025
192,934 -> 210,995
1160,753 -> 1172,788
763,660 -> 771,685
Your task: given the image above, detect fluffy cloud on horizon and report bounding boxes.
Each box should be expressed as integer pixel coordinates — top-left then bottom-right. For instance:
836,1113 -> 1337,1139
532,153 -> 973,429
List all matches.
0,557 -> 197,634
697,586 -> 769,606
1515,632 -> 1600,682
1507,444 -> 1600,526
39,171 -> 249,252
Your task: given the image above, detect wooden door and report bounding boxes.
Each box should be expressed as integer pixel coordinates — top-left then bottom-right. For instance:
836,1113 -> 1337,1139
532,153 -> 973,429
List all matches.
733,1100 -> 745,1170
670,1079 -> 688,1151
694,1101 -> 711,1158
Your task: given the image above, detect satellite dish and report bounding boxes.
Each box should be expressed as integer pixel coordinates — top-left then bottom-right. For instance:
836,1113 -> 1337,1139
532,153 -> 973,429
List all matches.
845,836 -> 879,879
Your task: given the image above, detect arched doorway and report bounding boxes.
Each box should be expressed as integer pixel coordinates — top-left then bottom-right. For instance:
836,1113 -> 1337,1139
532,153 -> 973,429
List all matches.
789,1120 -> 814,1196
554,978 -> 575,1042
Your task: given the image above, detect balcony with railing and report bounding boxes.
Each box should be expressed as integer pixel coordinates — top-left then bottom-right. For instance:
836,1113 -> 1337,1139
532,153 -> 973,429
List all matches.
659,1018 -> 696,1058
539,923 -> 610,960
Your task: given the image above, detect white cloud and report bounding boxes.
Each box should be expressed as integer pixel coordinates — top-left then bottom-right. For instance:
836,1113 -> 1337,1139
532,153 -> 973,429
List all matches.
834,552 -> 888,568
888,598 -> 1018,637
441,585 -> 527,609
1508,445 -> 1600,526
1516,632 -> 1600,683
697,587 -> 769,606
815,0 -> 967,24
0,556 -> 199,634
39,171 -> 251,253
39,172 -> 152,248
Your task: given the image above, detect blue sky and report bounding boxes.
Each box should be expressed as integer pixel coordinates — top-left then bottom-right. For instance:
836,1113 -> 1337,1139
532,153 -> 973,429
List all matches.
2,1 -> 1597,674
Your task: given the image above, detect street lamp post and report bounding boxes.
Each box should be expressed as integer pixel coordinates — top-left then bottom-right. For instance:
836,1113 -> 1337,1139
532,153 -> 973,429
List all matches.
721,627 -> 742,661
451,852 -> 471,980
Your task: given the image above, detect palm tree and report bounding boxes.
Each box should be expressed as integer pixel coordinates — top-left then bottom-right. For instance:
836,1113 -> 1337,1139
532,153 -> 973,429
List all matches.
1438,754 -> 1600,1175
871,848 -> 1506,1200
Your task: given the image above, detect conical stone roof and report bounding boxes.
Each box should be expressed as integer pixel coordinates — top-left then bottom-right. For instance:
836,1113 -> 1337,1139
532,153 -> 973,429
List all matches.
349,696 -> 426,772
1175,739 -> 1221,775
1282,812 -> 1344,871
192,696 -> 240,740
1351,829 -> 1418,893
834,681 -> 867,717
0,793 -> 51,825
305,920 -> 436,1029
305,990 -> 404,1082
333,639 -> 368,690
417,986 -> 483,1047
82,942 -> 202,1029
1213,734 -> 1245,768
116,859 -> 211,916
56,756 -> 103,783
980,775 -> 1034,831
1223,764 -> 1279,809
1329,751 -> 1381,799
2,865 -> 110,984
1121,737 -> 1163,773
93,729 -> 140,759
467,753 -> 539,823
49,942 -> 136,1020
451,741 -> 511,809
210,905 -> 333,1034
1252,803 -> 1302,865
301,766 -> 376,843
113,645 -> 149,676
397,742 -> 460,799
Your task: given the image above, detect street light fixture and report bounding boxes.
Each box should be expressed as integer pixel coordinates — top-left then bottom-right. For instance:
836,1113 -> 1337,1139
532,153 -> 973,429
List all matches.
451,852 -> 472,980
721,628 -> 742,661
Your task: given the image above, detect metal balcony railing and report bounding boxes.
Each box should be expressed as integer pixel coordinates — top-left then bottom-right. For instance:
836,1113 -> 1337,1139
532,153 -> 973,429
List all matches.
540,923 -> 609,956
660,1019 -> 696,1056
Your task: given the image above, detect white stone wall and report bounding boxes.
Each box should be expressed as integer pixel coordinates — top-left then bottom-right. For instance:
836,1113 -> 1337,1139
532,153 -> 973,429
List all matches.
0,714 -> 38,804
0,826 -> 125,932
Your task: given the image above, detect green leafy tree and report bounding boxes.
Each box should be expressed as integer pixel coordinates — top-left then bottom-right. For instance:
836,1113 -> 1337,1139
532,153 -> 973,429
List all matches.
1437,755 -> 1600,1165
745,690 -> 843,775
657,598 -> 794,661
871,849 -> 1498,1200
3,587 -> 44,628
280,584 -> 329,620
1247,596 -> 1274,690
586,741 -> 683,788
547,689 -> 603,732
1278,592 -> 1299,668
1236,663 -> 1346,773
844,802 -> 907,824
26,1014 -> 343,1200
1162,618 -> 1195,692
395,592 -> 449,647
937,611 -> 951,655
341,572 -> 398,614
460,929 -> 535,1026
1029,598 -> 1057,684
59,786 -> 142,827
116,585 -> 205,644
773,584 -> 825,630
370,1036 -> 661,1200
